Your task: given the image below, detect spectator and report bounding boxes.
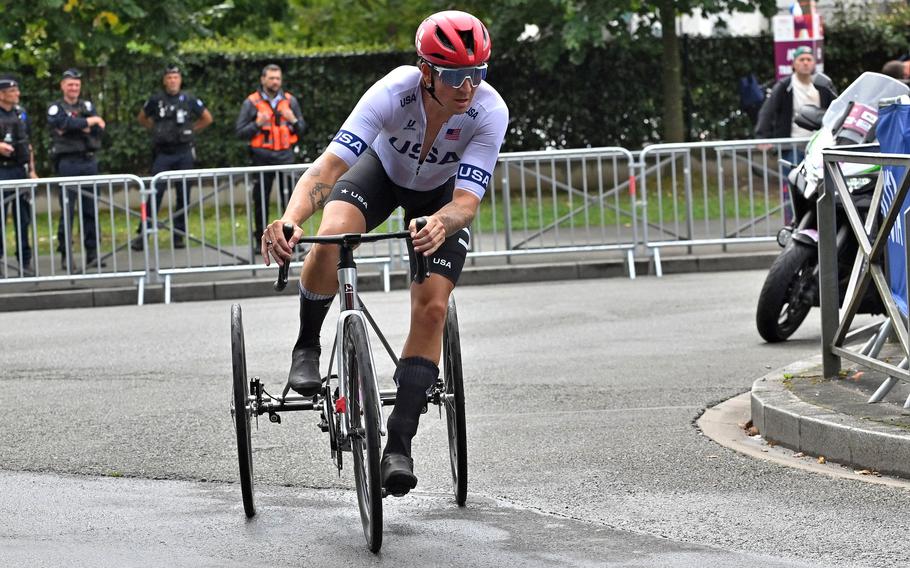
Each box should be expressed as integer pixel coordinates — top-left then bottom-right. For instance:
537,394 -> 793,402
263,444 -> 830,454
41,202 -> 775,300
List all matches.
132,64 -> 212,251
755,46 -> 837,165
882,60 -> 909,82
235,64 -> 306,250
47,68 -> 105,270
0,74 -> 36,275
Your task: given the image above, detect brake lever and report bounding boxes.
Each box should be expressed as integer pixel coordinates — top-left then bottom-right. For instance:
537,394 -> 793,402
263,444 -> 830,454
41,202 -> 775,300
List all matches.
273,222 -> 296,292
407,217 -> 430,284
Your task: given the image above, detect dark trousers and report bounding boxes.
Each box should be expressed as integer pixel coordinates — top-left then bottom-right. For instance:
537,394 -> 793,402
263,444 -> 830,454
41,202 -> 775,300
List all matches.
251,152 -> 295,242
138,148 -> 195,236
56,155 -> 100,253
0,165 -> 32,263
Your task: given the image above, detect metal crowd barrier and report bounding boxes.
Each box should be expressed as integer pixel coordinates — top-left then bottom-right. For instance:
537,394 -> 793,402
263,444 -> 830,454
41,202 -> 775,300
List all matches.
143,163 -> 400,302
638,137 -> 809,276
819,145 -> 910,396
477,146 -> 638,277
0,173 -> 149,302
0,139 -> 830,304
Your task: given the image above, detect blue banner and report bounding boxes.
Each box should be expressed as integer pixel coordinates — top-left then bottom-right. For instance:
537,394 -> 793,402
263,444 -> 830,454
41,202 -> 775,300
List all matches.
878,103 -> 910,316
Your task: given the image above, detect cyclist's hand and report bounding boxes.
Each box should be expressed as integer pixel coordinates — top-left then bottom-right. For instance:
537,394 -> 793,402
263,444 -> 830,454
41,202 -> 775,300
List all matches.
756,143 -> 773,152
262,219 -> 302,267
410,215 -> 445,256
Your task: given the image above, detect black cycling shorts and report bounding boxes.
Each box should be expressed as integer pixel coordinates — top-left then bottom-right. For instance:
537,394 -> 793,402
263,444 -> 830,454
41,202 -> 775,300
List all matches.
327,148 -> 471,285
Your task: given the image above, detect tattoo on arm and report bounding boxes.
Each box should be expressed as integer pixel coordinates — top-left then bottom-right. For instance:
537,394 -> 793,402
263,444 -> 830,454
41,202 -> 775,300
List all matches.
308,182 -> 332,210
435,201 -> 475,236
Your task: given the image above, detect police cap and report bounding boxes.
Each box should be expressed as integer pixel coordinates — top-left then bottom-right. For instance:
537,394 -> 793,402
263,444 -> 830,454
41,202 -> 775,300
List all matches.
61,68 -> 82,80
0,74 -> 18,90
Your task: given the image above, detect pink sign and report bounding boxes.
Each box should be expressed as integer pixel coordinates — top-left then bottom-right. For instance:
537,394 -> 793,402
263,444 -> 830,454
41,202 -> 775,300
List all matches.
774,40 -> 824,80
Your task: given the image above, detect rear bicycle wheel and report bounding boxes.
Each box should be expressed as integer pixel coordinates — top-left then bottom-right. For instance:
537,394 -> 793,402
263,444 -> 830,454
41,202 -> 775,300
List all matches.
230,303 -> 256,518
443,296 -> 468,506
344,317 -> 383,552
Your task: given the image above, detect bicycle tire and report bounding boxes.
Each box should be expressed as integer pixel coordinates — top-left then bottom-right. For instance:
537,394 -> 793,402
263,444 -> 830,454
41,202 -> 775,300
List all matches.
443,296 -> 468,506
344,317 -> 383,552
230,303 -> 256,518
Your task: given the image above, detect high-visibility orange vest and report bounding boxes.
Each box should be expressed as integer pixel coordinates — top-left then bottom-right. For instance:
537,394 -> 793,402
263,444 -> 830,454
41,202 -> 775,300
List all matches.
248,91 -> 298,151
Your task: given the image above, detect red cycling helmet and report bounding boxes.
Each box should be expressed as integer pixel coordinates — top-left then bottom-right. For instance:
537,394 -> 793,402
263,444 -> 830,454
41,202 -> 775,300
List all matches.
415,10 -> 491,68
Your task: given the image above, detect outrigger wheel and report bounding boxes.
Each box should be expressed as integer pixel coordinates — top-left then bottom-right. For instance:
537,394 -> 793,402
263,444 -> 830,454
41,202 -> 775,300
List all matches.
230,303 -> 256,518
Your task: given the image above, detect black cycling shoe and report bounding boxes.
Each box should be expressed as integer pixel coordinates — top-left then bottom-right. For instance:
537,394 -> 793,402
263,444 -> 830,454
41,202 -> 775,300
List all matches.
381,453 -> 417,497
287,346 -> 321,396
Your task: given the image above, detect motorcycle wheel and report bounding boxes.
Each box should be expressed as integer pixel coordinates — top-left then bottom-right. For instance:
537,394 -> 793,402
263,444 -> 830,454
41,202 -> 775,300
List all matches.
756,242 -> 818,343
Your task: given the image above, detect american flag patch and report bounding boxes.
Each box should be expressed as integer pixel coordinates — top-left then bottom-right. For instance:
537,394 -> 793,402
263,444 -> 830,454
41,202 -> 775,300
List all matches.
444,128 -> 461,140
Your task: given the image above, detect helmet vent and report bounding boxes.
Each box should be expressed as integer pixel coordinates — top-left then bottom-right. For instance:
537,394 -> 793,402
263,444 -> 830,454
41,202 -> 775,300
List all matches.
457,29 -> 475,56
435,27 -> 455,51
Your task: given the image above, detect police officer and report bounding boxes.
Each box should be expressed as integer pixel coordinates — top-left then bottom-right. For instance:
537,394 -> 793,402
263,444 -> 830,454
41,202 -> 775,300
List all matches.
0,74 -> 37,275
47,68 -> 105,269
132,64 -> 212,251
235,64 -> 306,249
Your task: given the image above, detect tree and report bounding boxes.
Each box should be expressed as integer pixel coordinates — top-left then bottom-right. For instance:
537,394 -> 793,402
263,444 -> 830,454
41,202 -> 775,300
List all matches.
487,0 -> 776,142
0,0 -> 287,76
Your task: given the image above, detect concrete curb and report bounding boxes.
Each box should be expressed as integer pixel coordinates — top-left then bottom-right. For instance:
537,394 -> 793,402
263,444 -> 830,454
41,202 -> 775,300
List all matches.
750,356 -> 910,478
0,250 -> 778,312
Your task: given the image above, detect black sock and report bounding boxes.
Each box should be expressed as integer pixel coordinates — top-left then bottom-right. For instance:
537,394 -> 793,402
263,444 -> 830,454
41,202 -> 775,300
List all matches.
293,284 -> 333,351
385,357 -> 439,457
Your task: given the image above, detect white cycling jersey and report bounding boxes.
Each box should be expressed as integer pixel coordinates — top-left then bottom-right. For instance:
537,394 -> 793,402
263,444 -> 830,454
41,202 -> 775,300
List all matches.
327,65 -> 508,199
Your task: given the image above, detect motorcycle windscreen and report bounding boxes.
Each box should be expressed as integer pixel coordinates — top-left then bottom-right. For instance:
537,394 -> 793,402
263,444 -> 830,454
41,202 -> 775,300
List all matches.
877,102 -> 910,317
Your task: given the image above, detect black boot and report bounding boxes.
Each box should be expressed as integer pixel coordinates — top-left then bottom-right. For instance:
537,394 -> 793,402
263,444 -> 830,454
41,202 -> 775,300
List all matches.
286,289 -> 333,396
382,357 -> 439,496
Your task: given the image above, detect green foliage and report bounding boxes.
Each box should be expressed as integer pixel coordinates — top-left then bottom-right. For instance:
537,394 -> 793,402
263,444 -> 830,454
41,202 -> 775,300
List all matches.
9,0 -> 910,177
0,0 -> 216,75
823,1 -> 910,89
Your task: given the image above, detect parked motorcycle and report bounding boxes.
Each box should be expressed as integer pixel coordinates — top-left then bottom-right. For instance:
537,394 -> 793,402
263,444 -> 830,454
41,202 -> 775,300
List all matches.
756,72 -> 910,342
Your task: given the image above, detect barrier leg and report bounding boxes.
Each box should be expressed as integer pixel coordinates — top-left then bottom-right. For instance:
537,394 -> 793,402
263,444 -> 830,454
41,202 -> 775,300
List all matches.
165,274 -> 172,305
626,249 -> 636,280
653,248 -> 663,278
869,358 -> 909,403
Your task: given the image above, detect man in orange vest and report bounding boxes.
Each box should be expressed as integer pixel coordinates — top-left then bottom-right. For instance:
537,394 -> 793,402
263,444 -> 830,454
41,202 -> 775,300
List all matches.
235,64 -> 306,249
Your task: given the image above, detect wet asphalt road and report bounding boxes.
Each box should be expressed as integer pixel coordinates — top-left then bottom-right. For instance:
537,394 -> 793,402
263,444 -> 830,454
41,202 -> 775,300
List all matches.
0,270 -> 905,566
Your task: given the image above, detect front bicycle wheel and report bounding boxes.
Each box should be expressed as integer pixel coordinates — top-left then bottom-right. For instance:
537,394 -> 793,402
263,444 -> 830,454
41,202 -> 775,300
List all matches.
443,296 -> 468,506
230,303 -> 256,518
344,317 -> 383,552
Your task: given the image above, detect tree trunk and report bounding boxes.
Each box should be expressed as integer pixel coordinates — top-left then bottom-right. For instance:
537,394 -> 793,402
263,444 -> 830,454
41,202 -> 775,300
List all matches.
659,1 -> 684,143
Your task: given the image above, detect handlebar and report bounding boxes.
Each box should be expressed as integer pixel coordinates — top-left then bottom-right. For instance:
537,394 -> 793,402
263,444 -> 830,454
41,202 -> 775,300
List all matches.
273,217 -> 430,292
273,223 -> 296,292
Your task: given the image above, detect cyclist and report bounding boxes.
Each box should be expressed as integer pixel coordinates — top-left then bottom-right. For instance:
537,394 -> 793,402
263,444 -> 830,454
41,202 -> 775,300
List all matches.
262,10 -> 507,497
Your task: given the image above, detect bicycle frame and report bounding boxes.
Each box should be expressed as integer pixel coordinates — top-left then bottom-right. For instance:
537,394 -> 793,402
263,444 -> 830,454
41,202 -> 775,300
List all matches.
274,221 -> 430,442
332,243 -> 387,439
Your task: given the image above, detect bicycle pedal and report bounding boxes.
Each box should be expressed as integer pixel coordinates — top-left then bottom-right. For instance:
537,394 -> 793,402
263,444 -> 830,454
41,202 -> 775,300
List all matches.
382,488 -> 408,498
268,412 -> 281,424
318,418 -> 329,432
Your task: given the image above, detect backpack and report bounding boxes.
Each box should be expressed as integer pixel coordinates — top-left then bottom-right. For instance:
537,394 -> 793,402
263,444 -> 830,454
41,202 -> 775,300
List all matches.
738,73 -> 765,110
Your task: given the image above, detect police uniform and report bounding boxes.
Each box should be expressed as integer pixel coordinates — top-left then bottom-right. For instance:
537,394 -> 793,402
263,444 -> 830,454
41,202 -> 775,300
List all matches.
137,89 -> 207,246
47,88 -> 103,265
0,77 -> 33,270
235,88 -> 306,245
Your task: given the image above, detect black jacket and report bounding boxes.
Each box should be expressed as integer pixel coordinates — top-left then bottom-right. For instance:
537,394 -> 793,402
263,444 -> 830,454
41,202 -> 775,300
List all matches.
755,73 -> 838,139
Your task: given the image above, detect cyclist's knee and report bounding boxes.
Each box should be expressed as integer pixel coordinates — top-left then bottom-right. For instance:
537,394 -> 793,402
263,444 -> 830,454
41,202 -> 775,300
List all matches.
318,201 -> 365,235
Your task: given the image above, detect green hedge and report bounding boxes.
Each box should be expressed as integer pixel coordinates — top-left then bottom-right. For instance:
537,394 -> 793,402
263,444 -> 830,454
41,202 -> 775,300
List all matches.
13,28 -> 909,176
